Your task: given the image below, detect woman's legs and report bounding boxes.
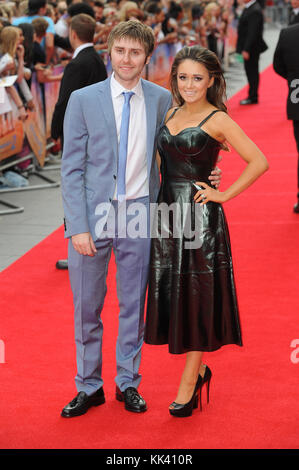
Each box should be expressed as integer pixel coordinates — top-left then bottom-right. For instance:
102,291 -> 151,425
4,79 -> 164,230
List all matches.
169,351 -> 206,408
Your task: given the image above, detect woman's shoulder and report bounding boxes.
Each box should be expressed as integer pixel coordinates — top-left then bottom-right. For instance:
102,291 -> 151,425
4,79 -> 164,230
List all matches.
205,109 -> 231,145
165,106 -> 179,121
209,108 -> 230,124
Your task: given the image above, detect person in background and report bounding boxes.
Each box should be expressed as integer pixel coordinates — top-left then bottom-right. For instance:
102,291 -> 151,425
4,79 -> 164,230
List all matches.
94,0 -> 104,23
288,0 -> 299,24
51,12 -> 107,148
236,0 -> 268,105
55,0 -> 70,37
273,22 -> 299,213
32,17 -> 63,82
0,25 -> 31,119
32,17 -> 48,64
53,2 -> 96,56
12,0 -> 56,64
18,22 -> 35,87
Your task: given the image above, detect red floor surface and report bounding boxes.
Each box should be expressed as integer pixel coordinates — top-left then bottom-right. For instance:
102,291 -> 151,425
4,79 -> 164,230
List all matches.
0,66 -> 299,449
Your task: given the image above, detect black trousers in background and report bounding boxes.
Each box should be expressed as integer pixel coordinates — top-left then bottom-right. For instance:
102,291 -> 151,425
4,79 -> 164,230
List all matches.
244,53 -> 260,101
292,120 -> 299,191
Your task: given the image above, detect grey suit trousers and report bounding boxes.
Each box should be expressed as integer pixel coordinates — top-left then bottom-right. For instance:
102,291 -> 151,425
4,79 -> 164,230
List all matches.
68,196 -> 151,395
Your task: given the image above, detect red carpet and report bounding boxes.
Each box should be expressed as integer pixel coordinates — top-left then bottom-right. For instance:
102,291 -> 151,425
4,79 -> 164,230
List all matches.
1,66 -> 299,449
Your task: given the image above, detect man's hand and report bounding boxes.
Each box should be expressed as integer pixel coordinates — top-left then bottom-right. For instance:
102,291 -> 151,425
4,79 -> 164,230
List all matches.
209,155 -> 222,189
242,51 -> 250,61
26,99 -> 35,111
35,63 -> 46,71
72,232 -> 97,256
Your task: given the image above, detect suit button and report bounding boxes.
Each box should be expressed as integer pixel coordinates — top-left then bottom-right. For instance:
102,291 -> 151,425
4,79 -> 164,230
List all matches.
113,175 -> 116,180
109,198 -> 112,202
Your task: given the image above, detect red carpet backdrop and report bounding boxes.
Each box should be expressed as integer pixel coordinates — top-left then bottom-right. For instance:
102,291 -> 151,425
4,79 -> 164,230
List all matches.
0,65 -> 299,449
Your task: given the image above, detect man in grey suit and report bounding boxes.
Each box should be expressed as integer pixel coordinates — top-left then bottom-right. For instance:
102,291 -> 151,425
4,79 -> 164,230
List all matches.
60,21 -> 221,417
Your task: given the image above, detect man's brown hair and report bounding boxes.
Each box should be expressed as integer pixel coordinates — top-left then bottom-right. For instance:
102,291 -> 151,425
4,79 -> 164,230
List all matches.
32,17 -> 48,37
107,20 -> 155,58
70,13 -> 96,43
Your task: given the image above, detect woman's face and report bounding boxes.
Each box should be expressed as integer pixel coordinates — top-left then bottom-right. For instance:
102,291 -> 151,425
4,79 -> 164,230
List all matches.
177,59 -> 213,105
17,29 -> 24,45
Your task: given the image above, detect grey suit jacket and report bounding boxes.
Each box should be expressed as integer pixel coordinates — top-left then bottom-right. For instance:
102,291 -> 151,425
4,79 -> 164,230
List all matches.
61,75 -> 172,240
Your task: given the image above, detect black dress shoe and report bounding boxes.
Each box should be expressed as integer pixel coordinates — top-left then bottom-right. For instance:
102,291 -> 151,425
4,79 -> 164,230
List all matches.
116,386 -> 147,413
294,202 -> 299,213
56,259 -> 68,270
240,98 -> 258,105
61,387 -> 105,418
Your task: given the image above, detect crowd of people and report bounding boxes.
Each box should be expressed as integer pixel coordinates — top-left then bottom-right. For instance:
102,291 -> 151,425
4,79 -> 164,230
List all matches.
0,0 -> 238,132
0,0 -> 295,185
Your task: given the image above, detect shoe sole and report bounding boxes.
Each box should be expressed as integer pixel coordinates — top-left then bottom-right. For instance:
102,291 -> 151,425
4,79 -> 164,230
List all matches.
169,409 -> 193,417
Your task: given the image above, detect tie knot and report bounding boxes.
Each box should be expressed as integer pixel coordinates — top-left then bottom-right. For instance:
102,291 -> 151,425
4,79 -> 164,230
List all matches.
123,91 -> 134,103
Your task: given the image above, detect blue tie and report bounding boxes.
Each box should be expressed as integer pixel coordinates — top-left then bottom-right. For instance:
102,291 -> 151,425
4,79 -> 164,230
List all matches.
117,91 -> 134,201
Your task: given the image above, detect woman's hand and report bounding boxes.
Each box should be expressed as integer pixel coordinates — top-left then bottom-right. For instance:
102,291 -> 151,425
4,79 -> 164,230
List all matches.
18,105 -> 28,122
16,44 -> 25,60
193,181 -> 226,206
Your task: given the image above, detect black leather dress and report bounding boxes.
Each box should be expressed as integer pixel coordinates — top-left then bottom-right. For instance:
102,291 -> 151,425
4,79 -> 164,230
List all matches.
144,109 -> 242,354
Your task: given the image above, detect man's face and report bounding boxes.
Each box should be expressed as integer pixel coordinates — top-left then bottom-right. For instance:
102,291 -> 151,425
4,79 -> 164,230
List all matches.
291,0 -> 299,9
110,37 -> 149,88
39,2 -> 47,15
155,11 -> 165,23
94,6 -> 103,21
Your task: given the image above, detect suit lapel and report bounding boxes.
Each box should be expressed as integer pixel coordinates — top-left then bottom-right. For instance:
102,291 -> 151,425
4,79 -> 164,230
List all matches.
98,76 -> 118,160
142,79 -> 156,179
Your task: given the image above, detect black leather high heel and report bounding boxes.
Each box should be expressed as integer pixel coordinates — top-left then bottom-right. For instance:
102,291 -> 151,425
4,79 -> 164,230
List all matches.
169,384 -> 199,418
197,365 -> 212,411
169,365 -> 212,417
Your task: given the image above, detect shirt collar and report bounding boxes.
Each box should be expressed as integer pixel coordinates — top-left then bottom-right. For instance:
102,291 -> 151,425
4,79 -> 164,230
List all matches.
293,7 -> 299,14
244,0 -> 256,8
72,43 -> 93,59
110,72 -> 143,99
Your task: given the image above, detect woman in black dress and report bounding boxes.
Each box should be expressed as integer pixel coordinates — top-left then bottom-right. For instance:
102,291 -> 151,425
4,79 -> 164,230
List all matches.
144,46 -> 268,417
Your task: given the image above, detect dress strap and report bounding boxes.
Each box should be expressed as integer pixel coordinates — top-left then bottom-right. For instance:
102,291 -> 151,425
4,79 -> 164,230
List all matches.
165,107 -> 180,124
198,110 -> 222,128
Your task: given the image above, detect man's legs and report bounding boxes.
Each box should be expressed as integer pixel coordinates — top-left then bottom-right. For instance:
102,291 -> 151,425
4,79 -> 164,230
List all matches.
244,53 -> 260,102
112,196 -> 151,391
68,236 -> 113,395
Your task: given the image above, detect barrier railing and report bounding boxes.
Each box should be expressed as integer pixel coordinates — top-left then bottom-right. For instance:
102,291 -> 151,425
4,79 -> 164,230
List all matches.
0,66 -> 63,214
